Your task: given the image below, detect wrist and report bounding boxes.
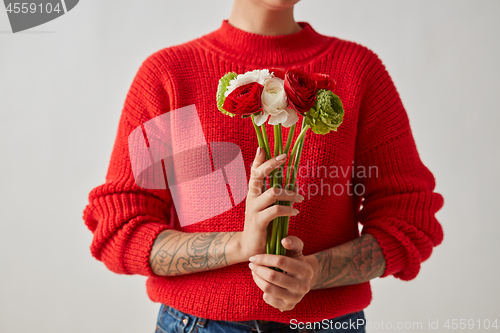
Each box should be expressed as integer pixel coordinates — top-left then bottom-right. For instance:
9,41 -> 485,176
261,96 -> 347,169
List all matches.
227,232 -> 248,264
305,254 -> 320,290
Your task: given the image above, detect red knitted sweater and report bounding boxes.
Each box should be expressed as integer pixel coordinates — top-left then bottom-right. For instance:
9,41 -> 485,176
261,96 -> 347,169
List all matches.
83,20 -> 444,323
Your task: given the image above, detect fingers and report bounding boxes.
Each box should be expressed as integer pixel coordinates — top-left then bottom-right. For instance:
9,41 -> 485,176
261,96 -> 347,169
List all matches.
250,269 -> 297,312
250,266 -> 290,299
248,147 -> 267,197
248,153 -> 287,197
249,254 -> 308,277
281,236 -> 305,259
250,204 -> 298,231
249,263 -> 297,291
258,205 -> 299,223
253,187 -> 304,211
263,293 -> 292,312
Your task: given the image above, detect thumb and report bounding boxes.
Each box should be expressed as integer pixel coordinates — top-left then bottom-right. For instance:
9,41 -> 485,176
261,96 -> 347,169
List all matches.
281,236 -> 305,260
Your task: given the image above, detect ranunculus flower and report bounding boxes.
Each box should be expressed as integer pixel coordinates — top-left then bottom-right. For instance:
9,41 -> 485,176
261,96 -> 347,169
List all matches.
223,82 -> 264,116
254,77 -> 299,127
280,108 -> 299,127
284,69 -> 317,115
312,73 -> 336,91
225,69 -> 272,97
254,108 -> 298,127
268,68 -> 286,79
216,72 -> 238,117
305,89 -> 344,134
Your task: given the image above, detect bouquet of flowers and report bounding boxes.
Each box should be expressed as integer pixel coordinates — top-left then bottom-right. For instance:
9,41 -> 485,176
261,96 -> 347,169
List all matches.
216,68 -> 345,257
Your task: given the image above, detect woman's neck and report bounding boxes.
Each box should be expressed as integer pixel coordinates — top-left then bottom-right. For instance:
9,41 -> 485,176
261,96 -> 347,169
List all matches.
228,0 -> 302,36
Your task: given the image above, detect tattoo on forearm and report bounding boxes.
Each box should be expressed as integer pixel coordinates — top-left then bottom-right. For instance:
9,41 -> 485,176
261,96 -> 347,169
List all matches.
312,234 -> 386,289
149,231 -> 236,276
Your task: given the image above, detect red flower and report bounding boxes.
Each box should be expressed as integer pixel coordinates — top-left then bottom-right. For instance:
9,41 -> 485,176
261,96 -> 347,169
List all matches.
223,82 -> 264,116
312,73 -> 336,91
284,69 -> 317,115
269,68 -> 286,79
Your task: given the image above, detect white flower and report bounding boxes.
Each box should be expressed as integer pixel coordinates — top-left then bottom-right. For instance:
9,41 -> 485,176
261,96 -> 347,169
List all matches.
262,77 -> 288,113
224,69 -> 272,97
253,77 -> 299,127
281,108 -> 299,127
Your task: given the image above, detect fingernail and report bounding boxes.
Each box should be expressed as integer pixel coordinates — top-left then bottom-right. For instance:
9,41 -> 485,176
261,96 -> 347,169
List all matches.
249,263 -> 254,269
298,195 -> 304,202
276,153 -> 287,161
286,238 -> 293,245
249,256 -> 255,262
293,209 -> 299,215
256,147 -> 262,157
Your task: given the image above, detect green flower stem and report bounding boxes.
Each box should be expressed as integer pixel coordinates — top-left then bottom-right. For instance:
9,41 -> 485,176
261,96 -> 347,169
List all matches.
268,168 -> 278,255
278,125 -> 283,155
280,124 -> 297,253
273,126 -> 284,189
251,115 -> 265,149
269,223 -> 278,255
289,117 -> 308,187
281,134 -> 306,240
274,125 -> 281,157
274,125 -> 286,256
268,216 -> 274,255
260,123 -> 271,197
253,115 -> 272,254
282,120 -> 309,250
263,122 -> 276,255
277,124 -> 284,243
278,125 -> 285,256
286,121 -> 310,183
282,124 -> 296,194
284,124 -> 296,158
260,123 -> 271,160
270,125 -> 282,256
276,215 -> 283,255
289,130 -> 306,192
251,115 -> 269,193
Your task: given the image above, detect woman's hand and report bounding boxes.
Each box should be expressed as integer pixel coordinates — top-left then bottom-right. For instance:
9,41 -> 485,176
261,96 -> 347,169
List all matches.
248,236 -> 314,312
237,147 -> 304,260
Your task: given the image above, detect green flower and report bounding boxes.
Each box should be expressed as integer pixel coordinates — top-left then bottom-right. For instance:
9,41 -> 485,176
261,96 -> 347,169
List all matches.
216,72 -> 238,117
305,89 -> 344,134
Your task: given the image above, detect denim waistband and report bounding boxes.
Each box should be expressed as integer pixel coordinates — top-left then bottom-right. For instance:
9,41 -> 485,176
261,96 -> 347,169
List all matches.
158,303 -> 365,333
230,311 -> 362,332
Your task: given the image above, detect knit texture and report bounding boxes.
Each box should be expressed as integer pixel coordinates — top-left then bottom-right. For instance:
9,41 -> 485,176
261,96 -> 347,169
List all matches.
83,20 -> 444,323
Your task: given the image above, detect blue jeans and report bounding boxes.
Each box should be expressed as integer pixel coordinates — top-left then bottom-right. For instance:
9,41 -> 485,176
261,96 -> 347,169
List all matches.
155,304 -> 366,333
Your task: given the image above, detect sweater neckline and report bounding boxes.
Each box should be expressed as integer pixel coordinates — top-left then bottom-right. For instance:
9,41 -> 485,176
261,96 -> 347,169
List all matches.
197,20 -> 333,66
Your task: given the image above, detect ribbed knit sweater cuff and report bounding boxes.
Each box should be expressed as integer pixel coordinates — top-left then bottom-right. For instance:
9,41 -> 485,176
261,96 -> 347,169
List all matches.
100,222 -> 171,277
362,227 -> 408,278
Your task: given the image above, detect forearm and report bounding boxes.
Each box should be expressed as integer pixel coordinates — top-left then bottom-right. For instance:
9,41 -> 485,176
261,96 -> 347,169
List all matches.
149,229 -> 245,276
306,233 -> 386,290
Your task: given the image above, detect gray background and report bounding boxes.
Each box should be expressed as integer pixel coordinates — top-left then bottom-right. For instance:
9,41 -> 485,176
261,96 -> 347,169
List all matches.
1,1 -> 499,332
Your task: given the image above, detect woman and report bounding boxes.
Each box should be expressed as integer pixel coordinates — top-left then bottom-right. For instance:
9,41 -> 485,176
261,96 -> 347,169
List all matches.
83,0 -> 444,332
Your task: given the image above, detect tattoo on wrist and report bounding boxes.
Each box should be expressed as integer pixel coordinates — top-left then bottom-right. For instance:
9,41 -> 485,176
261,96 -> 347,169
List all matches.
149,231 -> 236,276
312,234 -> 386,289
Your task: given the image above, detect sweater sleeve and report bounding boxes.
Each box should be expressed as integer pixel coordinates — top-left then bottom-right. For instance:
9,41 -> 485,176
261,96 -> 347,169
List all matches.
354,50 -> 444,281
83,54 -> 174,277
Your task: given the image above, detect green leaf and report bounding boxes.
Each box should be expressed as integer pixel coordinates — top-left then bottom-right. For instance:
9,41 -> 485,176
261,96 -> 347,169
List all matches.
216,72 -> 238,117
